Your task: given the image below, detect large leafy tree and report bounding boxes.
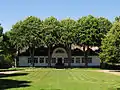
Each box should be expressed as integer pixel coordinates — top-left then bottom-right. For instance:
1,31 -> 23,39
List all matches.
1,31 -> 15,67
42,16 -> 60,66
100,22 -> 120,64
76,15 -> 112,67
97,17 -> 112,46
77,15 -> 99,67
60,18 -> 76,67
0,24 -> 3,47
11,16 -> 42,67
0,24 -> 3,55
0,24 -> 3,36
9,21 -> 25,67
0,25 -> 14,68
115,16 -> 120,22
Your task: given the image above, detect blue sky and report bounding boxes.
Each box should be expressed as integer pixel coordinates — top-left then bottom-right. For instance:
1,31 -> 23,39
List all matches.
0,0 -> 120,32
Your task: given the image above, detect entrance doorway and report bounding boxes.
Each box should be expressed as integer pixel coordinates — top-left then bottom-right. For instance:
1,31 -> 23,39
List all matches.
55,58 -> 64,68
57,58 -> 62,64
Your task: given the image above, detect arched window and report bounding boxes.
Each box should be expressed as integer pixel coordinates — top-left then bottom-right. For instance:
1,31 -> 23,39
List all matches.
55,49 -> 65,53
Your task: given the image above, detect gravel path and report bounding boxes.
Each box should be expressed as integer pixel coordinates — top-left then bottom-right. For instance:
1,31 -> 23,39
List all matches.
95,70 -> 120,76
0,71 -> 21,74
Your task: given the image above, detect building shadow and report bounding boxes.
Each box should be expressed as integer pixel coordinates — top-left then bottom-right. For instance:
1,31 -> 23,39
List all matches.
0,73 -> 31,89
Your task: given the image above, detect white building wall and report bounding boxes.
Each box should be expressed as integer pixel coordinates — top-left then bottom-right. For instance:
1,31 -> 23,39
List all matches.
71,56 -> 100,66
19,56 -> 100,67
87,56 -> 100,66
34,56 -> 48,66
19,56 -> 29,66
18,47 -> 100,67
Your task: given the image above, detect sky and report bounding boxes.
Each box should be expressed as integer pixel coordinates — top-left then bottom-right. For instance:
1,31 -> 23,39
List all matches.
0,0 -> 120,32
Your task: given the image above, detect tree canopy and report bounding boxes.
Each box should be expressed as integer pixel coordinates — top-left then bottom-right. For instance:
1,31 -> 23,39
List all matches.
10,16 -> 42,67
100,22 -> 120,63
1,15 -> 113,67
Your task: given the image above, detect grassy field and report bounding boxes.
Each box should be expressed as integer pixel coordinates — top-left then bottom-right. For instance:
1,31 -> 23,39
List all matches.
0,68 -> 120,90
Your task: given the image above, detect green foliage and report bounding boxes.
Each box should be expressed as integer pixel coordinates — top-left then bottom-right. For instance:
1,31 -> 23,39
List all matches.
77,15 -> 98,45
60,18 -> 76,45
4,54 -> 14,65
10,21 -> 23,49
9,16 -> 43,67
0,54 -> 13,68
100,22 -> 120,63
115,16 -> 120,22
2,15 -> 113,66
11,16 -> 43,49
42,16 -> 60,46
76,15 -> 112,46
97,17 -> 112,46
2,31 -> 15,55
0,24 -> 3,45
0,25 -> 3,36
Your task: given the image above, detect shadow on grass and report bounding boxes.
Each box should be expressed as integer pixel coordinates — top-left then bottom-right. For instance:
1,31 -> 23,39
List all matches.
0,73 -> 31,89
0,73 -> 28,78
0,79 -> 31,90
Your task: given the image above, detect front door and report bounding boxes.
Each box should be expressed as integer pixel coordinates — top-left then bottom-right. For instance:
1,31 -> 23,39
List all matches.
57,58 -> 62,64
55,58 -> 64,68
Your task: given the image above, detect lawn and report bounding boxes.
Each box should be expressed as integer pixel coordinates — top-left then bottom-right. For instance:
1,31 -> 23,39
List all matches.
0,68 -> 120,90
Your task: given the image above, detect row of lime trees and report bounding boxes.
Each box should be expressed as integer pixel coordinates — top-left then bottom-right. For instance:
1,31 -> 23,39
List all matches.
1,15 -> 120,68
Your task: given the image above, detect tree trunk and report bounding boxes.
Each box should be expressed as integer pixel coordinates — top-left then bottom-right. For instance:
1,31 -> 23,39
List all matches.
14,50 -> 18,68
83,45 -> 87,67
14,58 -> 17,68
17,49 -> 20,66
84,45 -> 89,67
30,47 -> 35,67
15,48 -> 20,67
48,46 -> 51,67
67,45 -> 72,67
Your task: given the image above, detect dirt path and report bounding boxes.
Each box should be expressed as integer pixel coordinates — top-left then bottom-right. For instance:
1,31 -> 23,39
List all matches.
0,71 -> 21,74
95,70 -> 120,76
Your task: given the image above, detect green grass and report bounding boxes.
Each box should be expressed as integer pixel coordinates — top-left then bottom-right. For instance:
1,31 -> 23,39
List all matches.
0,68 -> 120,90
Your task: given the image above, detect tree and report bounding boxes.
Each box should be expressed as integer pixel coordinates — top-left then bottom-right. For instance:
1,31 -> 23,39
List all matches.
60,18 -> 76,67
0,24 -> 3,48
42,16 -> 60,66
0,24 -> 4,54
11,16 -> 42,67
100,22 -> 120,64
2,31 -> 17,67
97,17 -> 112,46
0,25 -> 14,68
77,15 -> 98,67
76,15 -> 112,67
115,16 -> 120,22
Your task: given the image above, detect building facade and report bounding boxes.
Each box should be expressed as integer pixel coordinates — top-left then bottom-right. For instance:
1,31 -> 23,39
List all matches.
18,45 -> 100,67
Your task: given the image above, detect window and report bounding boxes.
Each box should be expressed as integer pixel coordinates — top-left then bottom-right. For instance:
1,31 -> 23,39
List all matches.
56,49 -> 65,53
28,58 -> 32,63
34,58 -> 38,63
88,57 -> 92,63
64,58 -> 68,63
72,58 -> 74,63
52,58 -> 56,63
76,58 -> 80,63
28,57 -> 38,63
39,58 -> 44,63
82,57 -> 92,63
82,58 -> 85,63
45,58 -> 48,63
